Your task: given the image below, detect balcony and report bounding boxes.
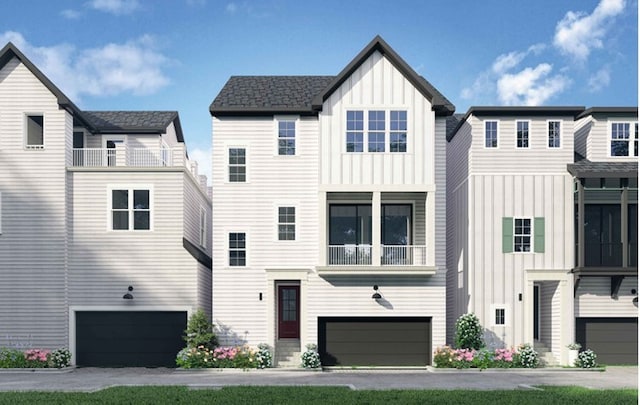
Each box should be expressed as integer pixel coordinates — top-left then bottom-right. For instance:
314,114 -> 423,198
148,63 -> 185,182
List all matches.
574,242 -> 638,276
72,147 -> 172,167
319,244 -> 435,276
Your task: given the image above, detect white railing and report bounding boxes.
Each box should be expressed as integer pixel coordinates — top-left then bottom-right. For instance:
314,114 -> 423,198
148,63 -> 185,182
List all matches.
381,245 -> 426,266
328,245 -> 372,265
72,147 -> 171,167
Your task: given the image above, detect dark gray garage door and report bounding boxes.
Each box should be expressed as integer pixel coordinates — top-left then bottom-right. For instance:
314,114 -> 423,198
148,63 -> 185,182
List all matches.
76,311 -> 187,367
318,317 -> 431,366
576,317 -> 637,365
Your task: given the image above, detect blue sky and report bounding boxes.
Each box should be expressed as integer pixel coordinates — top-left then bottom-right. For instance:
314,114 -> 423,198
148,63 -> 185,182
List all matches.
1,0 -> 637,181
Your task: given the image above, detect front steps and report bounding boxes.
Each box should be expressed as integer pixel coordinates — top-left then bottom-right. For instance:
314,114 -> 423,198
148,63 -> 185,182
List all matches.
274,339 -> 301,368
534,340 -> 559,366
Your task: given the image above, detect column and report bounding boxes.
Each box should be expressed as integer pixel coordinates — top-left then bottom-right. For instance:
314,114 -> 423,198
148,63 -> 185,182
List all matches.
318,191 -> 327,266
577,180 -> 585,268
372,191 -> 381,266
622,186 -> 629,267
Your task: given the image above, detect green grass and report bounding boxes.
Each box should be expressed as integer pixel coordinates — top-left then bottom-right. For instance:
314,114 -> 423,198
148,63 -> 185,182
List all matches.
0,386 -> 636,405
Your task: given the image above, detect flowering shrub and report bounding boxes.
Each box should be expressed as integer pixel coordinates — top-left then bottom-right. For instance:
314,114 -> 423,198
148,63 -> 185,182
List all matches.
301,344 -> 321,369
493,348 -> 516,368
517,344 -> 539,368
176,345 -> 265,369
434,346 -> 518,369
0,348 -> 27,368
454,313 -> 484,350
0,347 -> 71,368
184,309 -> 218,350
24,349 -> 50,368
50,348 -> 72,368
256,343 -> 273,369
576,349 -> 597,368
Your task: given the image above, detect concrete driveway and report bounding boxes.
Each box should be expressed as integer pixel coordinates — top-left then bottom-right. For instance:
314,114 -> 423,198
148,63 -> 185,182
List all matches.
0,367 -> 636,392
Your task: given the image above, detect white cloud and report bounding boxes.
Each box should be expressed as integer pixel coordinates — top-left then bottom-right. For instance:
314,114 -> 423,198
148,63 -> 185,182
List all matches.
189,146 -> 212,186
61,9 -> 82,19
86,0 -> 140,15
497,63 -> 570,105
588,67 -> 611,92
0,31 -> 171,101
554,0 -> 626,61
226,2 -> 238,14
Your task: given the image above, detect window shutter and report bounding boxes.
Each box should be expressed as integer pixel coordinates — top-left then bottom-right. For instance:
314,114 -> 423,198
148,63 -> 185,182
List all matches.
502,217 -> 513,253
534,217 -> 545,253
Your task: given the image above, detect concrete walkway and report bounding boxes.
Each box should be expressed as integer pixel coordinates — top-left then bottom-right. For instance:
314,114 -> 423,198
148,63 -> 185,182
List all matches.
0,367 -> 636,392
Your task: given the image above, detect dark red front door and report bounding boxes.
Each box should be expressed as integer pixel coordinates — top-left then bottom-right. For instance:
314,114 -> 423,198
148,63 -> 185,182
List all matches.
278,285 -> 300,339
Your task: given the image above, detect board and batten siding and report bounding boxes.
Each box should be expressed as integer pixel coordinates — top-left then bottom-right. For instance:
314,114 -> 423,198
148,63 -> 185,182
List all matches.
575,277 -> 638,317
0,57 -> 69,349
67,170 -> 202,309
211,116 -> 320,345
319,51 -> 435,187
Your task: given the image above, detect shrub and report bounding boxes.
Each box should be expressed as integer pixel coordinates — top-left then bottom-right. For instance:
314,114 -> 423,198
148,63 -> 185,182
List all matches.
256,343 -> 273,369
175,346 -> 212,368
184,309 -> 218,349
493,348 -> 516,368
576,349 -> 598,368
24,349 -> 50,368
433,346 -> 456,368
517,344 -> 539,368
471,348 -> 493,370
454,313 -> 484,350
0,348 -> 26,368
301,344 -> 321,369
50,348 -> 72,368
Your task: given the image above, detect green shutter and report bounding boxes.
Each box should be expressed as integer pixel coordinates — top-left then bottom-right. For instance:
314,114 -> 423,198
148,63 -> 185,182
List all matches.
534,217 -> 545,253
502,217 -> 513,253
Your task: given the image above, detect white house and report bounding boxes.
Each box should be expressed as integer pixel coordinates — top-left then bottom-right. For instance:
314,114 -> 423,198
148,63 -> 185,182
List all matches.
210,36 -> 453,366
0,42 -> 212,367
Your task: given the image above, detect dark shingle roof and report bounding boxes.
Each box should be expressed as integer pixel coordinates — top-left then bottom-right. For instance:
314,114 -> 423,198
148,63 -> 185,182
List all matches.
79,111 -> 184,141
210,76 -> 334,115
567,159 -> 638,178
446,114 -> 465,140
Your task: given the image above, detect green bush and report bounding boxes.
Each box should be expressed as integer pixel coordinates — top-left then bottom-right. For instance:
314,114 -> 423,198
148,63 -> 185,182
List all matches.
576,349 -> 598,368
301,344 -> 321,369
454,313 -> 484,350
0,348 -> 26,368
183,309 -> 218,349
256,343 -> 272,369
50,348 -> 72,368
517,344 -> 539,368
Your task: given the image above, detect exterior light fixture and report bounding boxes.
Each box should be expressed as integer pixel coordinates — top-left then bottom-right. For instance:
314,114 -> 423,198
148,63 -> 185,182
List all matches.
123,286 -> 134,300
372,285 -> 382,300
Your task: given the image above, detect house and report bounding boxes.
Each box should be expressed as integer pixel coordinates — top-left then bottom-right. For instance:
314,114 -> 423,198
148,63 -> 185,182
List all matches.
0,42 -> 212,367
446,106 -> 638,365
210,36 -> 453,366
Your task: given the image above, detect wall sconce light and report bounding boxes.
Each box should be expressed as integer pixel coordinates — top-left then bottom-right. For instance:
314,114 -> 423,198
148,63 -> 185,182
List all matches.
372,285 -> 382,300
123,286 -> 134,300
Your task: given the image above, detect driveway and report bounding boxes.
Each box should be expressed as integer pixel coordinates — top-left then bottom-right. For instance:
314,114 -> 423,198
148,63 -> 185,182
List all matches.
0,367 -> 636,392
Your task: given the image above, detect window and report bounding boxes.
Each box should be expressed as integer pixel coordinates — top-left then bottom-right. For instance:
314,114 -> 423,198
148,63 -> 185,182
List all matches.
485,121 -> 498,148
495,307 -> 505,325
25,114 -> 44,149
199,207 -> 206,248
609,122 -> 638,157
277,120 -> 295,155
502,217 -> 545,253
514,218 -> 531,252
346,110 -> 364,152
548,121 -> 561,148
346,109 -> 408,153
228,148 -> 246,182
110,189 -> 150,231
278,207 -> 295,240
516,121 -> 529,148
229,232 -> 246,266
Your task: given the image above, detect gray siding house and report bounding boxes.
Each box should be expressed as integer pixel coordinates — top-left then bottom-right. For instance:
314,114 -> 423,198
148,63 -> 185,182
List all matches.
0,42 -> 212,367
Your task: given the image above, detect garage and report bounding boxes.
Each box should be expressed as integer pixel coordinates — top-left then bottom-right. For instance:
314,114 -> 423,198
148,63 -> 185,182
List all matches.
76,311 -> 187,367
576,317 -> 638,365
318,317 -> 431,366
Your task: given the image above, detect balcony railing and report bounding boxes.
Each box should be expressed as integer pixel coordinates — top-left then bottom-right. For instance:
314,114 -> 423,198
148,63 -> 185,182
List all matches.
582,242 -> 623,267
328,244 -> 426,266
72,147 -> 172,167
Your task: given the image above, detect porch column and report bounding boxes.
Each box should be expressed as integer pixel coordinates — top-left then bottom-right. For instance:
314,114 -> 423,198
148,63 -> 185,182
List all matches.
319,191 -> 327,266
372,191 -> 381,266
621,186 -> 629,267
426,192 -> 435,266
577,180 -> 585,268
523,278 -> 535,345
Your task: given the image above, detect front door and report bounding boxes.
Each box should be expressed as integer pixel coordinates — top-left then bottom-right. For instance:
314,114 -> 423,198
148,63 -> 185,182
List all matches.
278,285 -> 300,339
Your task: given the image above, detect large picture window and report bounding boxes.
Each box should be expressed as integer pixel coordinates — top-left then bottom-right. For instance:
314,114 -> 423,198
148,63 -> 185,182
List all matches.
346,110 -> 408,153
110,189 -> 150,231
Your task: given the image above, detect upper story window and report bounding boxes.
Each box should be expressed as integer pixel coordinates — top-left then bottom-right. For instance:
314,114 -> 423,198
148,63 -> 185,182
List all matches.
346,109 -> 408,153
548,121 -> 561,148
277,120 -> 296,155
278,206 -> 295,241
228,148 -> 246,182
199,206 -> 207,248
111,189 -> 151,231
485,120 -> 498,148
516,121 -> 529,148
25,114 -> 44,149
229,232 -> 246,266
513,218 -> 531,252
610,122 -> 638,157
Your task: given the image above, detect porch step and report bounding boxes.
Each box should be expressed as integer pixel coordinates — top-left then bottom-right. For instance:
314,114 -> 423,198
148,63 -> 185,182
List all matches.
534,341 -> 559,366
275,340 -> 301,368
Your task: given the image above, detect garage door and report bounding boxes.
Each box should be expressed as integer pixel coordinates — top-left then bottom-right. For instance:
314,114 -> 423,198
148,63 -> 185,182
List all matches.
318,317 -> 431,366
76,311 -> 187,367
576,317 -> 637,365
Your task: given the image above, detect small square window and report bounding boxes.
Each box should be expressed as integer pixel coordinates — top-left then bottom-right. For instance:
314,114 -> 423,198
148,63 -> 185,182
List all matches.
111,188 -> 151,231
26,115 -> 44,148
495,308 -> 505,325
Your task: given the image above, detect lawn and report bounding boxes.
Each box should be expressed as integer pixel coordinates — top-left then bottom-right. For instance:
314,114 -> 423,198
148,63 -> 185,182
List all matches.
0,386 -> 636,405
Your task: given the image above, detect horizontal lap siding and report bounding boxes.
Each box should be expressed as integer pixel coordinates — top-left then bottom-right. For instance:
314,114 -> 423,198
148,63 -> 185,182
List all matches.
586,118 -> 637,163
183,173 -> 211,256
0,58 -> 68,349
575,277 -> 638,317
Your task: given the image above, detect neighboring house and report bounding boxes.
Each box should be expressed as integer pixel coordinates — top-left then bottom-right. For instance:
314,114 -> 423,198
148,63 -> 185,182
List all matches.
210,36 -> 453,367
0,42 -> 212,367
446,106 -> 638,365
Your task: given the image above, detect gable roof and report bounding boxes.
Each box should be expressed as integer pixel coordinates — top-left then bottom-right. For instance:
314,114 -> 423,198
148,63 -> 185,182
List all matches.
80,111 -> 184,141
210,36 -> 455,117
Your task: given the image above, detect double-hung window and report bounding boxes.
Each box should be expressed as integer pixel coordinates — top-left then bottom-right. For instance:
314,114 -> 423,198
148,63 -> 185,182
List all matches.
228,148 -> 246,182
610,122 -> 638,157
516,121 -> 529,148
278,207 -> 295,240
25,114 -> 44,149
514,218 -> 531,252
277,120 -> 295,155
485,121 -> 498,148
346,109 -> 408,153
229,232 -> 246,266
548,121 -> 561,148
111,189 -> 151,231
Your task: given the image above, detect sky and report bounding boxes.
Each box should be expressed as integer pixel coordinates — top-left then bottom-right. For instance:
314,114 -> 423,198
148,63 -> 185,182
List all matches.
1,0 -> 637,182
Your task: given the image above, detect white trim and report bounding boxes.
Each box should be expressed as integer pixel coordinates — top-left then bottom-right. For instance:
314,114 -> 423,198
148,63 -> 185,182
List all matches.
274,115 -> 299,157
101,135 -> 126,148
515,120 -> 531,149
483,119 -> 499,149
225,145 -> 248,184
342,107 -> 411,154
68,305 -> 192,366
275,202 -> 298,242
490,304 -> 509,326
546,119 -> 562,149
227,230 -> 248,267
107,184 -> 154,232
265,269 -> 309,352
607,120 -> 638,158
513,217 -> 533,254
24,113 -> 45,150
